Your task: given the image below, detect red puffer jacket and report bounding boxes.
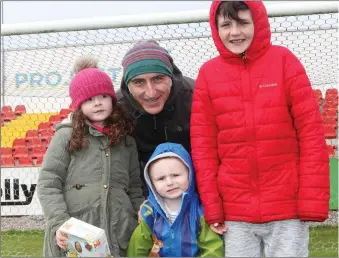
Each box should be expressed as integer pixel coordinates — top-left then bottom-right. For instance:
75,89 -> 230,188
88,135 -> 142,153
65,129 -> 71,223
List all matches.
191,1 -> 329,225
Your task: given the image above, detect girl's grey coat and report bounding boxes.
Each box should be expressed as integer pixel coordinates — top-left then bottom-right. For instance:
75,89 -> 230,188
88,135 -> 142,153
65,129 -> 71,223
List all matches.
37,121 -> 144,257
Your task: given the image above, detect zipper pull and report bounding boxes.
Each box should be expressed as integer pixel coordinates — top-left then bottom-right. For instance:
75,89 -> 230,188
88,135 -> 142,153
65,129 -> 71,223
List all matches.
242,52 -> 247,67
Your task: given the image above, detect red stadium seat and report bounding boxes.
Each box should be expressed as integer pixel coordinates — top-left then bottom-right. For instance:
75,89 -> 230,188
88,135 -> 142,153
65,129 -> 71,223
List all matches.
324,124 -> 337,139
12,138 -> 26,149
322,116 -> 337,125
27,137 -> 43,149
31,146 -> 46,159
35,156 -> 44,166
13,146 -> 29,159
322,109 -> 338,119
327,145 -> 336,157
17,156 -> 33,167
44,137 -> 52,149
25,130 -> 39,140
313,89 -> 323,106
49,115 -> 63,127
59,108 -> 72,119
325,88 -> 338,98
1,106 -> 12,113
1,147 -> 13,158
38,122 -> 51,133
14,105 -> 26,115
40,129 -> 55,140
3,112 -> 15,121
1,157 -> 15,167
323,102 -> 338,112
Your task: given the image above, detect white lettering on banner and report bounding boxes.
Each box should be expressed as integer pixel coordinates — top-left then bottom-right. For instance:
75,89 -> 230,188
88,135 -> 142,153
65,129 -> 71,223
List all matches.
1,167 -> 43,216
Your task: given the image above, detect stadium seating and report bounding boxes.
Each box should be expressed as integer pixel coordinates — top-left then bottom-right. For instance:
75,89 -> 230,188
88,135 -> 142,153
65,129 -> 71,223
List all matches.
3,91 -> 336,168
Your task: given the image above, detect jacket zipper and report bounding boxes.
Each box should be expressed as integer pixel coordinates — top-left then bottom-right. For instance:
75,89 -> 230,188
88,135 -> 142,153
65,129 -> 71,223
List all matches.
153,115 -> 157,130
242,52 -> 247,67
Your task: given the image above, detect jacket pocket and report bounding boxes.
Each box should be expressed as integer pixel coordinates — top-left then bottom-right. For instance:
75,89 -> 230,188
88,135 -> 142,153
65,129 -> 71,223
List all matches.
109,187 -> 138,253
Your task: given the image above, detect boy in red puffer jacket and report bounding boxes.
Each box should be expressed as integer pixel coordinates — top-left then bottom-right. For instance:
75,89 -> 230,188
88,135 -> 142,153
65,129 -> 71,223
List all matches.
190,1 -> 330,257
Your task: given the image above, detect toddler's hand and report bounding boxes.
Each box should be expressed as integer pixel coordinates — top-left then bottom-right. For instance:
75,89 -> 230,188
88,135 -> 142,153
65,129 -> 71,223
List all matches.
56,230 -> 67,250
138,200 -> 147,223
210,223 -> 227,234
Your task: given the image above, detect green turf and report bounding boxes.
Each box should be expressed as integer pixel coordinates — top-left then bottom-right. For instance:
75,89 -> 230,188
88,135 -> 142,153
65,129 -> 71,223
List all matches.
1,226 -> 338,257
309,226 -> 338,257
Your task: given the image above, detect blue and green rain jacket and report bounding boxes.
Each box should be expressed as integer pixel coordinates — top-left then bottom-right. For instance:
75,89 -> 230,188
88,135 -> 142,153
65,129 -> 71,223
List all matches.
127,142 -> 224,257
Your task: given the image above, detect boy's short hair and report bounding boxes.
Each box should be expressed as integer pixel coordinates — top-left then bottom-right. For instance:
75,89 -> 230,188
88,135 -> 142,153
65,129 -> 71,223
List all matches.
215,1 -> 249,27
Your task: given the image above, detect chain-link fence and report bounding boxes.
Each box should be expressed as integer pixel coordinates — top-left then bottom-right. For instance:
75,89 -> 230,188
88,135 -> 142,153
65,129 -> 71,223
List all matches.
1,2 -> 338,257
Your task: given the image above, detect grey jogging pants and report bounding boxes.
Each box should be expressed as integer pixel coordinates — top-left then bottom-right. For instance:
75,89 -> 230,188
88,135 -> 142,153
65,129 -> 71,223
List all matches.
223,219 -> 309,257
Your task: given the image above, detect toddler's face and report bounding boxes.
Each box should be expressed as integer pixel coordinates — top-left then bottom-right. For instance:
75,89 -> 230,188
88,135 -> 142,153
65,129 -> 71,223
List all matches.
81,94 -> 113,127
217,9 -> 254,55
149,157 -> 189,200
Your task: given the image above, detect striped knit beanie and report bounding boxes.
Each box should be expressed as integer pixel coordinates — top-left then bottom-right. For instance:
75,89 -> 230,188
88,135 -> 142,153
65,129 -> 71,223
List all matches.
122,40 -> 173,84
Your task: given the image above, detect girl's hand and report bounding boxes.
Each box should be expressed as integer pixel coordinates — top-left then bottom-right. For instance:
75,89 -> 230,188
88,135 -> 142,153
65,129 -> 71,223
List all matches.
210,223 -> 227,234
56,230 -> 67,250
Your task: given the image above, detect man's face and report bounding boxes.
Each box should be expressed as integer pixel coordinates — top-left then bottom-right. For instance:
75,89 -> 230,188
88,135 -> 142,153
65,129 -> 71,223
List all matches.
127,73 -> 172,115
217,10 -> 254,55
149,157 -> 189,200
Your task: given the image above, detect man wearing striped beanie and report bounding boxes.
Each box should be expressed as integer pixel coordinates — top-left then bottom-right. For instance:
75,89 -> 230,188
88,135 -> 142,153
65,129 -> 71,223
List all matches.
117,40 -> 195,196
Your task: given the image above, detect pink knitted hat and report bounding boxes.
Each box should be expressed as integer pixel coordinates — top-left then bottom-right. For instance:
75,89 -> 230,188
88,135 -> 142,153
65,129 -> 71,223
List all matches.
69,63 -> 116,111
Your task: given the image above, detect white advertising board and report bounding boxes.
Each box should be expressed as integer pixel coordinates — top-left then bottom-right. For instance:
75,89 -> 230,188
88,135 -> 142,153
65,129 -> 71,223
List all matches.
1,167 -> 43,216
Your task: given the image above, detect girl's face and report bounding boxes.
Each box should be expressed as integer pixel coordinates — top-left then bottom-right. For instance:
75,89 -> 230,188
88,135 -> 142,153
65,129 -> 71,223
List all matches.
217,9 -> 254,55
81,94 -> 113,127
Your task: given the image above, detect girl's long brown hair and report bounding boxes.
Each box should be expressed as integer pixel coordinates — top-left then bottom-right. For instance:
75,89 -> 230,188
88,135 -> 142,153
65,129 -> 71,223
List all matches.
68,100 -> 134,152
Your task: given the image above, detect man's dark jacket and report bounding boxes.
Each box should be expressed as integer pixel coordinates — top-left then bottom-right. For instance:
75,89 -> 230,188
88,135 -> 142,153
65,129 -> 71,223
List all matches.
116,63 -> 194,194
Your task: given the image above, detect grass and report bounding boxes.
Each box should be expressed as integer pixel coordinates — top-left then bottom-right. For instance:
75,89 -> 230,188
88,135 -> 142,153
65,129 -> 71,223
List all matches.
1,226 -> 338,257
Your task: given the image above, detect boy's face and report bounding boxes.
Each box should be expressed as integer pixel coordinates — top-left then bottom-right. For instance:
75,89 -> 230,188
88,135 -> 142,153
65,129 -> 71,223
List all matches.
149,157 -> 189,200
217,10 -> 254,55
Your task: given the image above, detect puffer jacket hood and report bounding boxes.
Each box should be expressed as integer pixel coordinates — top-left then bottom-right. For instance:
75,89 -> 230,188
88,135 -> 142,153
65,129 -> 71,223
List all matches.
144,142 -> 197,218
210,1 -> 271,62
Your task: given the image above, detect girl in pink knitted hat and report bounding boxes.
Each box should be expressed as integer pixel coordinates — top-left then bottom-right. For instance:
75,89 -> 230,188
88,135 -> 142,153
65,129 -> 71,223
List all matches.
37,56 -> 144,257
